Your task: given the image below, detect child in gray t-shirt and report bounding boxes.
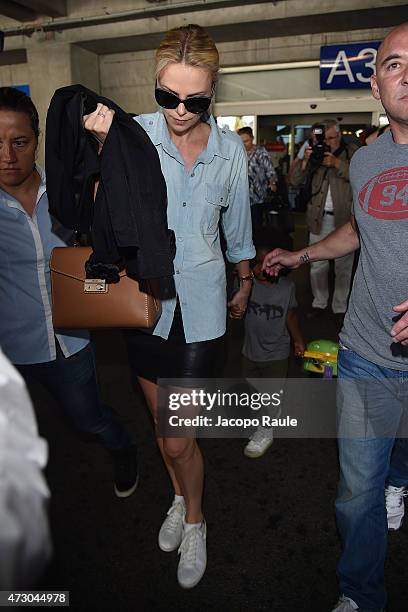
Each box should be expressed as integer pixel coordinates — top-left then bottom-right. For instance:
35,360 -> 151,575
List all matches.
243,231 -> 304,458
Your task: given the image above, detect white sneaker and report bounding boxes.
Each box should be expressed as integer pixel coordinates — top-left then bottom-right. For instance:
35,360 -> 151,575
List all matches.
158,497 -> 185,552
332,595 -> 359,611
177,520 -> 207,589
385,484 -> 407,531
244,426 -> 273,458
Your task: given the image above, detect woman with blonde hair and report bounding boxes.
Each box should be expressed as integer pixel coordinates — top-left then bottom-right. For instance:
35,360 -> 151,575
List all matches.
85,23 -> 254,588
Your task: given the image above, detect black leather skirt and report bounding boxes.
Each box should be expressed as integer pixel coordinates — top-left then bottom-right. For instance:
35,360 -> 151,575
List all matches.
124,300 -> 224,382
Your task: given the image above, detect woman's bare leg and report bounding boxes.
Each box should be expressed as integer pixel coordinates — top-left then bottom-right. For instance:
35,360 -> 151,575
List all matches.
163,437 -> 204,523
138,376 -> 204,522
138,376 -> 182,496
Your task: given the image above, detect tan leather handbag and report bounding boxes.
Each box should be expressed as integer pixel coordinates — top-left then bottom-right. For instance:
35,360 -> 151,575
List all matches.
50,246 -> 161,329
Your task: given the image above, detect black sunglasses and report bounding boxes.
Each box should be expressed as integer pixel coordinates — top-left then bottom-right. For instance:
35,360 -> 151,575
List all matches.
155,87 -> 212,114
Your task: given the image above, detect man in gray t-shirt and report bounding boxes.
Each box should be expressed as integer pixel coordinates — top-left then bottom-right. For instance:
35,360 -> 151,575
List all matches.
340,129 -> 408,368
262,22 -> 408,612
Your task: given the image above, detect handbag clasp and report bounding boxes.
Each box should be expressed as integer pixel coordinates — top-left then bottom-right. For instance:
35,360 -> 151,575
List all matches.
84,279 -> 108,293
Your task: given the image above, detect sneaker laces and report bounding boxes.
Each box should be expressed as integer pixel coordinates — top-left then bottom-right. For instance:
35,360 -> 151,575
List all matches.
386,487 -> 408,509
165,501 -> 184,533
178,525 -> 201,565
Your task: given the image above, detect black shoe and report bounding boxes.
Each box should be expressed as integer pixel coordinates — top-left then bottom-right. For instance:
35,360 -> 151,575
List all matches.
111,444 -> 139,498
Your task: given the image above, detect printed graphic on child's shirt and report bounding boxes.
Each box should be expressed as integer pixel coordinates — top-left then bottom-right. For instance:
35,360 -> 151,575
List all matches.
247,301 -> 284,320
358,166 -> 408,219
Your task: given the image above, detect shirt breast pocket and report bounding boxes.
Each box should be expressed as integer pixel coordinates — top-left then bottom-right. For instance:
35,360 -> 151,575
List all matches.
204,183 -> 229,234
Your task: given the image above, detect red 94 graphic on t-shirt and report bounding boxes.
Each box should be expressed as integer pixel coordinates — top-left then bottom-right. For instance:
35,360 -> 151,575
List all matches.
358,167 -> 408,219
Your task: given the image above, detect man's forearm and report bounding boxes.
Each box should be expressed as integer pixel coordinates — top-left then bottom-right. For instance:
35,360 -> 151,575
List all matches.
298,220 -> 359,263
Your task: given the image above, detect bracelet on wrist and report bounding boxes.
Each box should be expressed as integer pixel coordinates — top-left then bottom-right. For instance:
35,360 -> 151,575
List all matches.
238,272 -> 254,288
299,251 -> 310,264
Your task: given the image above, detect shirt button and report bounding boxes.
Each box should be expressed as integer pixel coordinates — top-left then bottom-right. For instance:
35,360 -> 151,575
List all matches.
190,172 -> 195,177
178,237 -> 183,242
149,121 -> 153,125
182,202 -> 187,207
176,270 -> 180,274
220,197 -> 223,202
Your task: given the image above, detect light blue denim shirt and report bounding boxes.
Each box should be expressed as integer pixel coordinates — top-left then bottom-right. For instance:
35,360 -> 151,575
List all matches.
0,168 -> 89,365
135,112 -> 255,343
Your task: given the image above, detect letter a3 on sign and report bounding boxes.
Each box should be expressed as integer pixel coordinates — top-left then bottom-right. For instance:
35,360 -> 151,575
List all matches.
320,42 -> 380,90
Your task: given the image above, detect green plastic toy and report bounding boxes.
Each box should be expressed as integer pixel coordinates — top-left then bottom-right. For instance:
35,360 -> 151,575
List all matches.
303,339 -> 339,377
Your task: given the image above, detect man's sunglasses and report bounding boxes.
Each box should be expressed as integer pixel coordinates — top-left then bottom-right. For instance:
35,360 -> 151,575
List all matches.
154,87 -> 212,114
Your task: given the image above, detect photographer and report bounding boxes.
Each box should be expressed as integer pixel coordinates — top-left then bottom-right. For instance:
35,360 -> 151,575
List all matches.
291,119 -> 358,326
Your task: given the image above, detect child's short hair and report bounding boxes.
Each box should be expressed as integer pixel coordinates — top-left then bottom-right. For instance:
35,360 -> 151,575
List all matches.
253,229 -> 293,277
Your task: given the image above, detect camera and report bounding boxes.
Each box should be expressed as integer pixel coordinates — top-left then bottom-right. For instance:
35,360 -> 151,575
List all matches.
309,125 -> 330,165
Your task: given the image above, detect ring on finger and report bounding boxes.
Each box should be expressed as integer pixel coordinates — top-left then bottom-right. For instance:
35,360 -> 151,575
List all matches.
98,112 -> 106,118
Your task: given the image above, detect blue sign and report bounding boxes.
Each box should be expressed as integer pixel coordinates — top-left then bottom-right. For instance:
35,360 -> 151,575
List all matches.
13,84 -> 30,96
320,42 -> 380,90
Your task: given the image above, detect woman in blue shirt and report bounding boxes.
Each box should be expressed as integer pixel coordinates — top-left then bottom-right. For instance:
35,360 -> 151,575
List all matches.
85,24 -> 255,589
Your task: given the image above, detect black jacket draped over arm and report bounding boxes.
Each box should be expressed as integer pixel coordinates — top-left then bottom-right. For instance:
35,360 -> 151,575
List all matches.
45,84 -> 175,283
